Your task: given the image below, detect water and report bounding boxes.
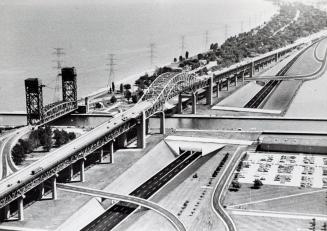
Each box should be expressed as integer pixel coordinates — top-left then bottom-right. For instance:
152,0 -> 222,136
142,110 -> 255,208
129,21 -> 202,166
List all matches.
0,0 -> 277,114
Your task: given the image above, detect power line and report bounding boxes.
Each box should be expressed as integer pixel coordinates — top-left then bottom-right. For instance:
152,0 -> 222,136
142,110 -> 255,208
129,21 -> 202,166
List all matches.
180,35 -> 186,55
105,53 -> 117,89
52,48 -> 65,102
149,42 -> 156,67
224,24 -> 229,41
204,30 -> 209,50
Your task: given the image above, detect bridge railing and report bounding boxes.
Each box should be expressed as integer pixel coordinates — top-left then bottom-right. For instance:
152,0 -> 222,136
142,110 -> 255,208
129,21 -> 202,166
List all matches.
42,101 -> 77,124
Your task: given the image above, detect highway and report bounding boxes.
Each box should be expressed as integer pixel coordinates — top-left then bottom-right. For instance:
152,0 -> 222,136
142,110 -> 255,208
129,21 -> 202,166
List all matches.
82,151 -> 201,231
0,127 -> 29,179
211,146 -> 248,231
0,40 -> 308,214
244,37 -> 327,108
57,184 -> 186,231
0,100 -> 152,196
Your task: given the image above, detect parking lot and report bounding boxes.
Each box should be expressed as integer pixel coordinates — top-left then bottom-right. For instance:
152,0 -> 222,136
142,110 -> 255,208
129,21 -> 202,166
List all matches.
237,152 -> 327,188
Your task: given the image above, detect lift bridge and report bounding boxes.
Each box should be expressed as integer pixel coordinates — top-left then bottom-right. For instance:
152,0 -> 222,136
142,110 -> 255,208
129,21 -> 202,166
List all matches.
24,67 -> 78,125
0,43 -> 301,221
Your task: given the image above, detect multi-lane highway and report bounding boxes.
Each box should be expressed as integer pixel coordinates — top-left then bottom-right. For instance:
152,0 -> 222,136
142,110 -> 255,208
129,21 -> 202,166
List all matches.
82,151 -> 201,231
57,184 -> 186,231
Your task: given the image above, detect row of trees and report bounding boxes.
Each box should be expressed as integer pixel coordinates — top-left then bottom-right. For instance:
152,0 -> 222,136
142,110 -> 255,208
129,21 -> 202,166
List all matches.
12,127 -> 76,165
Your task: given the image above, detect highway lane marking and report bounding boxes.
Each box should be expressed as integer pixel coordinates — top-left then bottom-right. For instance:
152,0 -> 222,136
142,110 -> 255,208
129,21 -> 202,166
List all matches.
58,184 -> 186,231
228,188 -> 327,209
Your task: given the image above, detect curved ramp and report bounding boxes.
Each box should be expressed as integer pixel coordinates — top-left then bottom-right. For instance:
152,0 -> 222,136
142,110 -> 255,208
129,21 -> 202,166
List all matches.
57,183 -> 186,231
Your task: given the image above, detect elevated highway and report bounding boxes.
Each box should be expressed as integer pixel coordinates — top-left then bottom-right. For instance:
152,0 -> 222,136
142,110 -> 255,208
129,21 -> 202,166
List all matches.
57,184 -> 186,231
0,42 -> 306,221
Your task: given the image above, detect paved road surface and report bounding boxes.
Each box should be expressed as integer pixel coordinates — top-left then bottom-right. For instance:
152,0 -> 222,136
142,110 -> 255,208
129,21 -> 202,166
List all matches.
212,146 -> 247,231
82,151 -> 201,231
57,184 -> 186,231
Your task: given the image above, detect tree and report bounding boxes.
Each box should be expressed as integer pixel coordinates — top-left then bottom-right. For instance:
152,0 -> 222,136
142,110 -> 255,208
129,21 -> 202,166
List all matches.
112,82 -> 115,92
174,57 -> 177,62
132,94 -> 138,103
179,55 -> 183,62
40,126 -> 52,152
124,84 -> 131,91
229,180 -> 241,191
125,90 -> 132,102
120,83 -> 124,93
185,51 -> 189,59
138,90 -> 144,97
12,143 -> 25,165
253,179 -> 263,189
110,95 -> 117,104
68,132 -> 76,140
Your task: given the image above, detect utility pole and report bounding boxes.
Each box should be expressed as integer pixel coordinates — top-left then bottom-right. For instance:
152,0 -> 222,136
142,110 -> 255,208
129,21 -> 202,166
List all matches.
52,48 -> 65,102
204,30 -> 209,50
106,53 -> 117,90
149,42 -> 156,68
180,35 -> 186,56
224,24 -> 229,41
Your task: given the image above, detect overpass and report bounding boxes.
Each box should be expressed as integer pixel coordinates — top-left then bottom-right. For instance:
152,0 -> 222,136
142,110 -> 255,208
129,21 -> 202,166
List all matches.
57,184 -> 186,231
0,41 -> 305,222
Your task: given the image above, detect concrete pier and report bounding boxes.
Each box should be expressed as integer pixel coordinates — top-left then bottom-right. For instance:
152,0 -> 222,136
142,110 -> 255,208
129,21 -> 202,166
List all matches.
80,159 -> 85,182
117,133 -> 127,148
38,182 -> 44,200
52,176 -> 57,200
17,195 -> 25,221
206,76 -> 213,105
160,111 -> 165,135
137,111 -> 146,149
4,205 -> 10,220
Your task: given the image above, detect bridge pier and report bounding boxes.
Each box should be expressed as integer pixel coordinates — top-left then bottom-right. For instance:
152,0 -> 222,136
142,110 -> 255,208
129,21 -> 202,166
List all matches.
98,148 -> 104,163
226,79 -> 230,91
80,159 -> 85,182
68,165 -> 74,182
38,182 -> 45,200
249,62 -> 255,77
216,82 -> 219,98
3,205 -> 10,220
137,111 -> 146,149
159,111 -> 165,135
191,92 -> 197,114
85,97 -> 89,113
52,176 -> 57,200
117,133 -> 128,149
206,76 -> 213,105
240,71 -> 245,84
17,195 -> 25,221
234,75 -> 238,87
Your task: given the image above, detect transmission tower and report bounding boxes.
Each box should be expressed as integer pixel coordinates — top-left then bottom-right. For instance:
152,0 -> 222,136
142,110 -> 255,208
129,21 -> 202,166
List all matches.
224,24 -> 229,41
180,35 -> 186,55
52,48 -> 65,102
204,30 -> 209,50
106,53 -> 117,90
149,43 -> 156,67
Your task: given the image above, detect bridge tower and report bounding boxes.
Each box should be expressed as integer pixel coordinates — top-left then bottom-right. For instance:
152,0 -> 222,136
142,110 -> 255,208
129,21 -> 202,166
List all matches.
25,78 -> 44,125
61,67 -> 77,106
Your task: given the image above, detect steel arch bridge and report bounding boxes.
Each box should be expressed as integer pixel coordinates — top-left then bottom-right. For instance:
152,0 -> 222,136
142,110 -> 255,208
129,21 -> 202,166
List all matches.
139,71 -> 210,118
